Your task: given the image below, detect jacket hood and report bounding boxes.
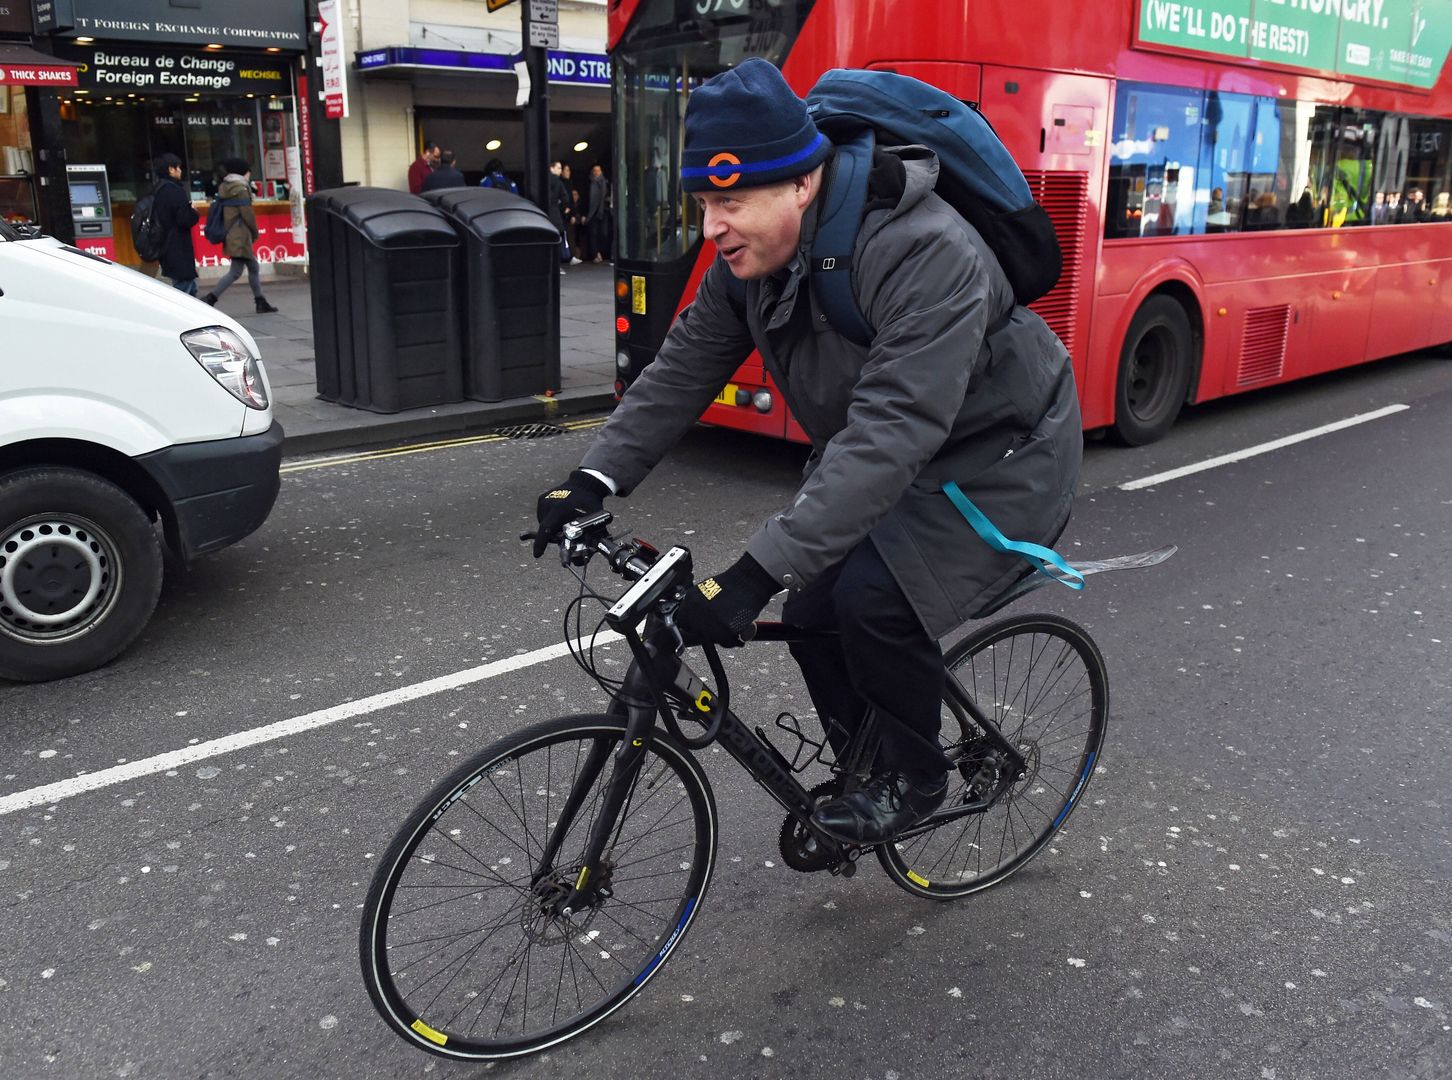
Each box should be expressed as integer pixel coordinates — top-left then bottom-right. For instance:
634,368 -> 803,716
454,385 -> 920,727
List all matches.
218,176 -> 250,198
858,145 -> 938,241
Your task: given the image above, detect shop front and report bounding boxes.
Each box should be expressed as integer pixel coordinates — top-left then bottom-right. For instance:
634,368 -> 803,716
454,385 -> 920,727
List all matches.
0,40 -> 80,234
49,41 -> 305,267
27,0 -> 307,267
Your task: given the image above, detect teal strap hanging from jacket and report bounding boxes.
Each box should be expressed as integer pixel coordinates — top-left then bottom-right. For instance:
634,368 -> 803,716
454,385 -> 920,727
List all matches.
942,481 -> 1084,591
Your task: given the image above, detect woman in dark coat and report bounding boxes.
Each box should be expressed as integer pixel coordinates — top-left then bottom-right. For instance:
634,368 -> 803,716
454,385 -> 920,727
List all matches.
151,153 -> 199,295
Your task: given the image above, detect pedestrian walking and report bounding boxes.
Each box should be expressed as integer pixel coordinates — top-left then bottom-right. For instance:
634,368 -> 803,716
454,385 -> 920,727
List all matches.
547,160 -> 581,271
148,152 -> 200,296
202,159 -> 279,314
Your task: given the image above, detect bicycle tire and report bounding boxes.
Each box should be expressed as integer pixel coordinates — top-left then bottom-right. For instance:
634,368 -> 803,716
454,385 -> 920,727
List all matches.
878,613 -> 1108,900
360,713 -> 717,1060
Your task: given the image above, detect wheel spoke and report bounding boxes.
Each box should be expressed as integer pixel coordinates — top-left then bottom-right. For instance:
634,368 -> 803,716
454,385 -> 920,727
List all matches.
362,719 -> 714,1057
882,618 -> 1106,898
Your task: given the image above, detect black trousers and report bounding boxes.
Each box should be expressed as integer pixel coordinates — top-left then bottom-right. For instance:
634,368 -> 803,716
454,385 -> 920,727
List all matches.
782,540 -> 950,780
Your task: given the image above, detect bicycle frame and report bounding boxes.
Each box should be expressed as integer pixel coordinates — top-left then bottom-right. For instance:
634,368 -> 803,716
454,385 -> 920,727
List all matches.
540,615 -> 1029,912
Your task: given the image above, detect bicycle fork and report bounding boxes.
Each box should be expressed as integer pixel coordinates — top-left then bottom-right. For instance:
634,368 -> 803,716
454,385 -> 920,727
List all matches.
540,631 -> 671,916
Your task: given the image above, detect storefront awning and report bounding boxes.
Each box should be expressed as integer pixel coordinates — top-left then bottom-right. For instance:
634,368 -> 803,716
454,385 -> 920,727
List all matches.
0,44 -> 81,87
355,46 -> 610,87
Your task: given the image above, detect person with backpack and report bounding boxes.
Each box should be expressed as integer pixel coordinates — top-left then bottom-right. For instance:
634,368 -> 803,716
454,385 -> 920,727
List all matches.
141,153 -> 199,295
530,59 -> 1081,844
479,158 -> 518,195
202,158 -> 278,313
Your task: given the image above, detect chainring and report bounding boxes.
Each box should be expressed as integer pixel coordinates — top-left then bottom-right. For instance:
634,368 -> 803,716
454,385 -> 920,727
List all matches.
778,780 -> 845,873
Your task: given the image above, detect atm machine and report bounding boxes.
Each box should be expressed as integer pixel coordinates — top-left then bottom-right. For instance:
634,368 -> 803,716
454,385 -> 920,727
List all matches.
65,164 -> 114,258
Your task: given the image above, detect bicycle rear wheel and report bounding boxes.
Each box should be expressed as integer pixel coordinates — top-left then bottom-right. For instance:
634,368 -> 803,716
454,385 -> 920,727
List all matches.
360,714 -> 717,1060
878,613 -> 1108,900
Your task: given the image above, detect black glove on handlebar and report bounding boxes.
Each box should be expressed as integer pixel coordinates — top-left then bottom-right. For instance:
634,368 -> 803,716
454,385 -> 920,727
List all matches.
533,470 -> 611,558
674,553 -> 780,647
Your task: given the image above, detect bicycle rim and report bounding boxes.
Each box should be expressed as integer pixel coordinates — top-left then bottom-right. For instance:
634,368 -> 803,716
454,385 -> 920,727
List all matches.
360,714 -> 717,1059
879,614 -> 1108,900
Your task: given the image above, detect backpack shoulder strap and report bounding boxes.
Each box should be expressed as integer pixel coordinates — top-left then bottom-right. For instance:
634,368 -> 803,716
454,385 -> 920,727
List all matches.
808,131 -> 874,348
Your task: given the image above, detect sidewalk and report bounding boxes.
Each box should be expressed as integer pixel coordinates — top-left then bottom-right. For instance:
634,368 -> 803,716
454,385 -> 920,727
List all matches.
217,262 -> 620,456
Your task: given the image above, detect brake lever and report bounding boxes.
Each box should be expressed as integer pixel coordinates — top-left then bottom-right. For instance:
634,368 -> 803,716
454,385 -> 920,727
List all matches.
658,589 -> 687,655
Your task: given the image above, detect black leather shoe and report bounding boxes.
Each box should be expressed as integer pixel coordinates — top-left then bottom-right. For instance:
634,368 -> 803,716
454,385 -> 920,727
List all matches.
810,771 -> 947,845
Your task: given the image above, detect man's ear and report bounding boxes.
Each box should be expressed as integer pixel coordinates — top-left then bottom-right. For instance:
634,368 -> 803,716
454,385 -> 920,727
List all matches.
793,163 -> 826,210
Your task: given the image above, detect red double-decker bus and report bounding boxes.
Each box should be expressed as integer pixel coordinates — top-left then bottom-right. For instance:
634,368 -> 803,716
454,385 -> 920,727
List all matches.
606,1 -> 1452,444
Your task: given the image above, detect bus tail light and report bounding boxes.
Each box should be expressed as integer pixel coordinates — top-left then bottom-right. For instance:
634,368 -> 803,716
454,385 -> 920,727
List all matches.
616,349 -> 630,373
615,315 -> 631,335
616,278 -> 630,301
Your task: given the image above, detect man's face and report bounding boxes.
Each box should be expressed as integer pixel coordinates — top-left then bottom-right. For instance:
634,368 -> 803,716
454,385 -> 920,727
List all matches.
168,164 -> 183,180
1410,189 -> 1424,204
695,175 -> 816,280
428,147 -> 441,165
550,162 -> 562,176
591,165 -> 602,178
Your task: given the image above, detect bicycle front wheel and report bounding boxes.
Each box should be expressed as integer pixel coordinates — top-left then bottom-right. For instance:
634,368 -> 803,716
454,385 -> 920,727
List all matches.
879,614 -> 1108,900
360,714 -> 717,1060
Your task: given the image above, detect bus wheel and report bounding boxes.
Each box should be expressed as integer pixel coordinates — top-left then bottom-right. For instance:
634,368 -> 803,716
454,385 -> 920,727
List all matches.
1113,295 -> 1194,446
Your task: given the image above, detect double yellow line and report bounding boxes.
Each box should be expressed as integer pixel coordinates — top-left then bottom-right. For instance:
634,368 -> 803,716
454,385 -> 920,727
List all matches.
280,416 -> 607,474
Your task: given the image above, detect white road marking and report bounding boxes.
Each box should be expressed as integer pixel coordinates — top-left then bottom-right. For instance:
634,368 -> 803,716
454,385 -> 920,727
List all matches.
0,632 -> 623,817
1119,404 -> 1410,491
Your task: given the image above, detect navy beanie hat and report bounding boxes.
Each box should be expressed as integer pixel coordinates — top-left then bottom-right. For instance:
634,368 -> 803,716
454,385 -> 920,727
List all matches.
681,58 -> 831,194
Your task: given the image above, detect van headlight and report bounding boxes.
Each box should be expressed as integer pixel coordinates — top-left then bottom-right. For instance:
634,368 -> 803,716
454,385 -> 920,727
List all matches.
182,327 -> 268,409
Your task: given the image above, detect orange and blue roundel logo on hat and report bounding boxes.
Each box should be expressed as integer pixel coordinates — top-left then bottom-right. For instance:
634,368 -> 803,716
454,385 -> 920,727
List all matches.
680,58 -> 833,194
707,153 -> 742,188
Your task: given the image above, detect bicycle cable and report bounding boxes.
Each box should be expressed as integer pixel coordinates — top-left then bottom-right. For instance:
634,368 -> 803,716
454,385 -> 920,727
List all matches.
562,556 -> 625,696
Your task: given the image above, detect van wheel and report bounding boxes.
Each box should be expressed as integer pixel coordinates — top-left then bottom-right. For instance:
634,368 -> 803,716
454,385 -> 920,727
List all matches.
1113,295 -> 1195,446
0,468 -> 163,683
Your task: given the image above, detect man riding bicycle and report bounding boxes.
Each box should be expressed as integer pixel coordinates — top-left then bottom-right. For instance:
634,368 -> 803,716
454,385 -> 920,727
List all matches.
533,59 -> 1081,845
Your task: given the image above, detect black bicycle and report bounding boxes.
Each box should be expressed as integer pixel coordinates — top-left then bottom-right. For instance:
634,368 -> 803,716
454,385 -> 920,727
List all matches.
360,511 -> 1173,1060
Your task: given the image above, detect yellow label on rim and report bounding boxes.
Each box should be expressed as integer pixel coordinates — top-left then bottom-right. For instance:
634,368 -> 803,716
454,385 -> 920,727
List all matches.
411,1019 -> 448,1046
631,275 -> 646,315
713,382 -> 740,407
906,870 -> 931,888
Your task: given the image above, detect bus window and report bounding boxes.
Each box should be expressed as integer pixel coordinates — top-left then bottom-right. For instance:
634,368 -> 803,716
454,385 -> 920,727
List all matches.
1108,84 -> 1205,238
1406,117 -> 1452,217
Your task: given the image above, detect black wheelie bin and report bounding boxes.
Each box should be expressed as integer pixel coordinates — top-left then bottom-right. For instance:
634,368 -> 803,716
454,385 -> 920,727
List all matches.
422,187 -> 561,402
307,187 -> 463,413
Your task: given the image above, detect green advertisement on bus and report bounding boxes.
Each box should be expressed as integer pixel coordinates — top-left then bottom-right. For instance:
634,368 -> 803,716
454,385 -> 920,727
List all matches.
1137,0 -> 1452,89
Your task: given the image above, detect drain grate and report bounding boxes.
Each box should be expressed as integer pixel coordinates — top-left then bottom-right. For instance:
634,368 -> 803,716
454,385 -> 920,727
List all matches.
494,422 -> 568,440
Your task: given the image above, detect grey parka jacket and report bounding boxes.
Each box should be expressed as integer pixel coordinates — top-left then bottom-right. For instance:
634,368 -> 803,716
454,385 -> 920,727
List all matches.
581,147 -> 1081,639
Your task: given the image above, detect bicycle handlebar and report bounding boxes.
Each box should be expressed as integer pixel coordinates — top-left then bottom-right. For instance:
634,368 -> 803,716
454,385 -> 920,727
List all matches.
524,510 -> 756,649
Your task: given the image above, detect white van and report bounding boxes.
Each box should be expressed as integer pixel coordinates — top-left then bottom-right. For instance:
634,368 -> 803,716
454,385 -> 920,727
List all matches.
0,220 -> 281,682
